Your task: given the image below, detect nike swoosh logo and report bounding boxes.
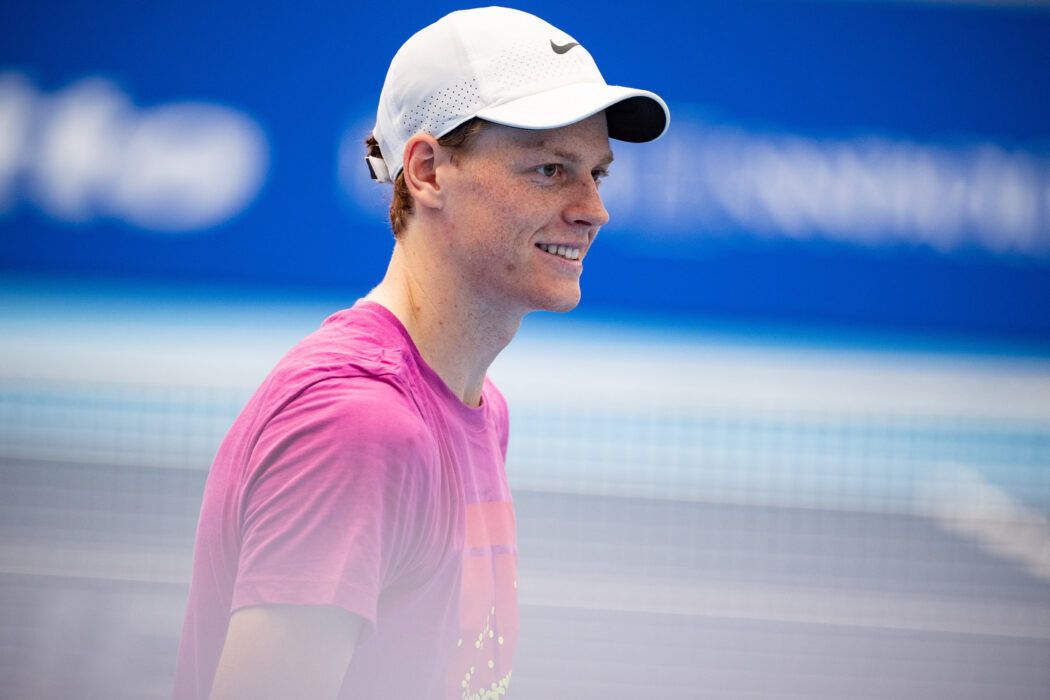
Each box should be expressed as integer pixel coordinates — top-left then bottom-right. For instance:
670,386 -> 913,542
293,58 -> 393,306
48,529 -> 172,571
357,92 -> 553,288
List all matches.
550,40 -> 580,55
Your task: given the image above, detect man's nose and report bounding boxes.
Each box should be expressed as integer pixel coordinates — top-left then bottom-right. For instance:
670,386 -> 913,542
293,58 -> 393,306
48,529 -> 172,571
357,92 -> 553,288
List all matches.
565,176 -> 610,229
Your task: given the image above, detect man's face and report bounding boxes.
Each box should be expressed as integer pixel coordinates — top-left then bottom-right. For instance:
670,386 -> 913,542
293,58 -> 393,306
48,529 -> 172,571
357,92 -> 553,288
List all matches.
438,113 -> 612,316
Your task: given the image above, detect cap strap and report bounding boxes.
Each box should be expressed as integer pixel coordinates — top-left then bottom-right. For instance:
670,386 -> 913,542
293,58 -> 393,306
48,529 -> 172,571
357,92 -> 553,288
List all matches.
366,155 -> 392,183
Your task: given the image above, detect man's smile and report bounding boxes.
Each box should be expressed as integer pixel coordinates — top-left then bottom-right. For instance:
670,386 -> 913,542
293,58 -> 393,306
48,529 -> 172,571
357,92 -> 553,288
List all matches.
535,242 -> 582,261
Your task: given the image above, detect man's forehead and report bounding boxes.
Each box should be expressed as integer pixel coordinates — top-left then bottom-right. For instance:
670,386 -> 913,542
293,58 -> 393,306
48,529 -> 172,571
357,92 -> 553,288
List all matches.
487,119 -> 614,164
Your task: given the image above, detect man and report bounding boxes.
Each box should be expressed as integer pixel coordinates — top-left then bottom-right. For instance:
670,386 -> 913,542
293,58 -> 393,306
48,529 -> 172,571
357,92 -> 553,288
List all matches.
173,7 -> 668,699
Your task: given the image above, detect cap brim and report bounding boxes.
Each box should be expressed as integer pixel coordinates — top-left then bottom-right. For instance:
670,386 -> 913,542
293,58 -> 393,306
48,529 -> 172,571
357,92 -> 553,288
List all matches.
475,82 -> 669,143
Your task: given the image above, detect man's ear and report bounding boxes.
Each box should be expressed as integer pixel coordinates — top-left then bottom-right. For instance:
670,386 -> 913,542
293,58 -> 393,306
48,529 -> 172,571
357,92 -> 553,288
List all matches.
402,135 -> 448,211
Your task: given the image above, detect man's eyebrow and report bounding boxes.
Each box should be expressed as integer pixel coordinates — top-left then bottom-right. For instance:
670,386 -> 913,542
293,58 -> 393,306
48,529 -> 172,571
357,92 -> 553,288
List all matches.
529,144 -> 615,167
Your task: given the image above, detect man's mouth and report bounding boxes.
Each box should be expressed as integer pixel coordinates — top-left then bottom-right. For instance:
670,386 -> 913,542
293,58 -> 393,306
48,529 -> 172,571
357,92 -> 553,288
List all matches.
536,243 -> 581,260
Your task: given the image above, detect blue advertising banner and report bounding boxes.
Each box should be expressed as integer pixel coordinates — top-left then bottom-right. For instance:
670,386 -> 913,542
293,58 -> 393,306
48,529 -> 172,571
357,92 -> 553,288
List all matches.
1,0 -> 1048,341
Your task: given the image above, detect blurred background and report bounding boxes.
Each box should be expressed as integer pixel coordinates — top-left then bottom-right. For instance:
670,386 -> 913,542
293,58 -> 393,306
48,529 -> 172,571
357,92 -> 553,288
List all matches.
1,0 -> 1049,698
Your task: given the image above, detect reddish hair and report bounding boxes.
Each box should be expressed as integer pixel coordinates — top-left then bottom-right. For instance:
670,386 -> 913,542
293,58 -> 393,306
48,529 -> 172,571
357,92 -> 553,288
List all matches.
365,118 -> 488,239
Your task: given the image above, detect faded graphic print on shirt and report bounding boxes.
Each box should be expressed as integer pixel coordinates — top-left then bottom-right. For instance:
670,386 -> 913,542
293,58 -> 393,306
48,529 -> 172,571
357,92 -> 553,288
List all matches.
450,500 -> 518,699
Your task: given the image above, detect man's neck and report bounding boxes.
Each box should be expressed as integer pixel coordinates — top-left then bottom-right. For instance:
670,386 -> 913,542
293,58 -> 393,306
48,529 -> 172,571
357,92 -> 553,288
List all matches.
365,243 -> 522,408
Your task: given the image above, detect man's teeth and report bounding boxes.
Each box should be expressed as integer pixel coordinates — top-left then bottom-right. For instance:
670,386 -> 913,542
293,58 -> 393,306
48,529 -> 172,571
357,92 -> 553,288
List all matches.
538,243 -> 581,260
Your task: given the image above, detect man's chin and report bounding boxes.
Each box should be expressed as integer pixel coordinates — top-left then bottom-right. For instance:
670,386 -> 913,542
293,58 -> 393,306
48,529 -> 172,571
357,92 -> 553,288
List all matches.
539,292 -> 582,314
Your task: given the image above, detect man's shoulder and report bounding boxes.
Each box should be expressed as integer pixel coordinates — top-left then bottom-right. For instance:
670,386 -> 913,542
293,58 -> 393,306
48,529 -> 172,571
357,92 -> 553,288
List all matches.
268,303 -> 418,395
259,371 -> 436,468
234,326 -> 435,471
232,303 -> 429,439
289,302 -> 409,369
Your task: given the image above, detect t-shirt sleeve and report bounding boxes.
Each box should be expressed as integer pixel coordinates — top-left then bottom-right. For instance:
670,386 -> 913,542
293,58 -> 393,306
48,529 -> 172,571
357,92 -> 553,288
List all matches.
230,374 -> 436,628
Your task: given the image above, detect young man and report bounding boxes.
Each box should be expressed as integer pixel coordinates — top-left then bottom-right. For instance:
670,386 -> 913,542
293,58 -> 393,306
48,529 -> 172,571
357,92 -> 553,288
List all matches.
173,7 -> 667,699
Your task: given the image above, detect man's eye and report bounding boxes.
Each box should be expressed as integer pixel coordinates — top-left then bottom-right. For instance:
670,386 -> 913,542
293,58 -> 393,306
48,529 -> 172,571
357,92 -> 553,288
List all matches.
537,164 -> 560,177
592,169 -> 610,184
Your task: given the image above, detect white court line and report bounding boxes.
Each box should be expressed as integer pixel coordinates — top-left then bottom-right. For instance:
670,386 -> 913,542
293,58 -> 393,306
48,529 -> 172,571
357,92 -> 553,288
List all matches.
521,572 -> 1050,640
918,463 -> 1050,583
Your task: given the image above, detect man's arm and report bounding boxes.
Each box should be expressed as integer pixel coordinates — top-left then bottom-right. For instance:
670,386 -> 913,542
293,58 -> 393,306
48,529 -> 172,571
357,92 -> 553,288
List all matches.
209,605 -> 363,700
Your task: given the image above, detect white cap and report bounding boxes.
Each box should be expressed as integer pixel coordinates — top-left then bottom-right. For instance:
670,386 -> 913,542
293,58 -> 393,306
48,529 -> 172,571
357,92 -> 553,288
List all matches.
367,6 -> 670,183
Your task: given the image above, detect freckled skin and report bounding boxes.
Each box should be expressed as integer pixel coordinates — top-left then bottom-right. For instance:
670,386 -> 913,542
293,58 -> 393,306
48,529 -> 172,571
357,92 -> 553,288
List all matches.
439,113 -> 612,317
364,113 -> 615,406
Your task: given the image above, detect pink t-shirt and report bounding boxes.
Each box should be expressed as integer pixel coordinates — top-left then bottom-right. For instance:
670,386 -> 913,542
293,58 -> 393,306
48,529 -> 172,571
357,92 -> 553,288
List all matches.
173,301 -> 517,699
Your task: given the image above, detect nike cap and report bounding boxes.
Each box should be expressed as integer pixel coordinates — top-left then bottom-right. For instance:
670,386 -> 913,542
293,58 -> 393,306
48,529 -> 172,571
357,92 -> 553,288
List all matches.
367,6 -> 670,183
